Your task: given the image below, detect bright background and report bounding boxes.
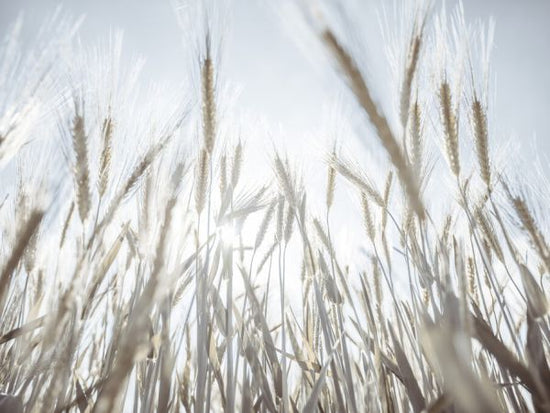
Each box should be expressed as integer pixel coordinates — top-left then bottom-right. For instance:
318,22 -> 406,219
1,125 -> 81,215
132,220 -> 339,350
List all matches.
1,0 -> 549,158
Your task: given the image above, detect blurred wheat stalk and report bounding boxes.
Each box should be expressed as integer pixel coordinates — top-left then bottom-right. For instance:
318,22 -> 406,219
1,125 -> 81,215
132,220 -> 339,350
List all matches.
0,1 -> 549,412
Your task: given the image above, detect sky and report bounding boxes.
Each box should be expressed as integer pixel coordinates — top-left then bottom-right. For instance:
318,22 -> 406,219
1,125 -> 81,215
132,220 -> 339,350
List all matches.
1,0 -> 549,151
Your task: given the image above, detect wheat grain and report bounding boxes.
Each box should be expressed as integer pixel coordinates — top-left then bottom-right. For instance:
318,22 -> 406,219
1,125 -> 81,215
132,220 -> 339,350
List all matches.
361,193 -> 375,241
400,35 -> 422,131
471,97 -> 491,188
439,81 -> 460,177
98,114 -> 113,198
71,108 -> 91,223
202,39 -> 216,154
195,148 -> 209,215
409,100 -> 423,177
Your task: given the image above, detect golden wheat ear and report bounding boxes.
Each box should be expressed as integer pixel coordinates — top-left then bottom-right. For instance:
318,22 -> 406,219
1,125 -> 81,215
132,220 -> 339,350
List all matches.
98,113 -> 113,198
439,80 -> 460,178
70,102 -> 91,224
471,96 -> 491,189
201,34 -> 217,155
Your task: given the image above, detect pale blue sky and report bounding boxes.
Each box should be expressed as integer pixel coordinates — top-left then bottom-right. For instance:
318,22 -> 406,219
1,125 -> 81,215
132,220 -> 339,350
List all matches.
1,0 -> 549,167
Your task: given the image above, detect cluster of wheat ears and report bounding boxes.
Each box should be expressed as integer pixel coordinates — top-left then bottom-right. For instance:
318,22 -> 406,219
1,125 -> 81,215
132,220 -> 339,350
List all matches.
0,0 -> 549,412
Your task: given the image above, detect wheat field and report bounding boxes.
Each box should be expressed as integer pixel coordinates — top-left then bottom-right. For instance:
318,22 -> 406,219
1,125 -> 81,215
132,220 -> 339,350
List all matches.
0,1 -> 549,412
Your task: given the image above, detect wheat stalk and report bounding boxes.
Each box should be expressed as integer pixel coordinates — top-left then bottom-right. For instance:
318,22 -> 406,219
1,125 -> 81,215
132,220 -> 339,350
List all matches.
323,29 -> 424,220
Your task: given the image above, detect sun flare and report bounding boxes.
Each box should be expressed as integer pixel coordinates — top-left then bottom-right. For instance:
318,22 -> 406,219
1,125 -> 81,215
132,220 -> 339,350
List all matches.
218,221 -> 237,246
